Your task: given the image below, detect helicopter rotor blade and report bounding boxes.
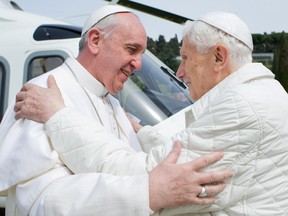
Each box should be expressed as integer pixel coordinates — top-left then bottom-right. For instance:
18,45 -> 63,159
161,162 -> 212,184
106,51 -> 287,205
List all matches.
104,0 -> 192,24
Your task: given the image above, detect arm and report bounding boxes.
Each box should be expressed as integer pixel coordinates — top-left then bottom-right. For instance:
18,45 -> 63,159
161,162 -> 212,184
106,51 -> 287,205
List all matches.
45,106 -> 148,175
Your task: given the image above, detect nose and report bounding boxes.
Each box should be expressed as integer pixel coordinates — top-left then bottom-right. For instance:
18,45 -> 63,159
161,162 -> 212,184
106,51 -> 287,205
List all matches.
176,64 -> 184,79
131,54 -> 142,71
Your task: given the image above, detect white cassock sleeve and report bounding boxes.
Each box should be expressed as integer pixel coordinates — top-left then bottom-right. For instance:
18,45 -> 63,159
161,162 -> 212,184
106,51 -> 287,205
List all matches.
45,107 -> 150,175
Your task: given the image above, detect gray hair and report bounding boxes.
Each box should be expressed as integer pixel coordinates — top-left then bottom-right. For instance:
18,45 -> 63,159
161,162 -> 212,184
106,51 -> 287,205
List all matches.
183,20 -> 252,71
79,13 -> 122,51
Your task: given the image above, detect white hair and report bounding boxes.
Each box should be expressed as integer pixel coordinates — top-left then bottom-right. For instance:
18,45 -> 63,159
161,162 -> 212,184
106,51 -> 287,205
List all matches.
183,20 -> 252,71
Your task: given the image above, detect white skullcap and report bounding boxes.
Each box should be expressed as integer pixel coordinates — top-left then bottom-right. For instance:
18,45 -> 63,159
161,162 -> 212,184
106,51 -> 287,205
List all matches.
81,4 -> 131,36
198,11 -> 253,51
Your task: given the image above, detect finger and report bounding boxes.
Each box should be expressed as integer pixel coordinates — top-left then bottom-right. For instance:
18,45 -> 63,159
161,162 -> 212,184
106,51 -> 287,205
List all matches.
203,182 -> 226,197
191,183 -> 227,205
47,75 -> 60,92
14,101 -> 28,120
15,91 -> 26,103
186,152 -> 224,171
190,196 -> 215,205
197,170 -> 233,185
19,83 -> 34,92
14,101 -> 24,113
162,140 -> 182,164
15,109 -> 22,120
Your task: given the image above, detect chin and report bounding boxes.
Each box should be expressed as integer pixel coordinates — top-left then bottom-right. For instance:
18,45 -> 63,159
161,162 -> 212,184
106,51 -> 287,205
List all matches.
189,92 -> 198,102
113,87 -> 123,94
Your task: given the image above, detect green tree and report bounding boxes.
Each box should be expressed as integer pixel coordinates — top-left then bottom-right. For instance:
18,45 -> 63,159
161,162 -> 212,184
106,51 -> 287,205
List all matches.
272,48 -> 279,77
273,32 -> 288,92
147,37 -> 156,55
168,34 -> 180,56
155,35 -> 179,71
156,35 -> 167,54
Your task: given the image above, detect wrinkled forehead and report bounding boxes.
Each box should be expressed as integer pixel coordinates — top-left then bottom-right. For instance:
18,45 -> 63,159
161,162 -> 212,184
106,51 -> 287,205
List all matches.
180,35 -> 192,53
114,14 -> 146,39
103,15 -> 146,51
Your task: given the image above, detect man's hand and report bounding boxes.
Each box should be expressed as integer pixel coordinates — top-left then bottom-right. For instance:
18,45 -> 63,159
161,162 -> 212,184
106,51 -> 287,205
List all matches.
14,75 -> 65,122
149,141 -> 232,211
125,112 -> 143,133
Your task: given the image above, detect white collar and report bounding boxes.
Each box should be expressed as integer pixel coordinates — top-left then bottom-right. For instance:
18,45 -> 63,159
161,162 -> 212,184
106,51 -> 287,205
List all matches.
65,57 -> 108,97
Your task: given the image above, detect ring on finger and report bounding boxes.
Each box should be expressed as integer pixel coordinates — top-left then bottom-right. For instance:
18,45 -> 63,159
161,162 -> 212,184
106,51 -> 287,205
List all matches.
198,186 -> 208,198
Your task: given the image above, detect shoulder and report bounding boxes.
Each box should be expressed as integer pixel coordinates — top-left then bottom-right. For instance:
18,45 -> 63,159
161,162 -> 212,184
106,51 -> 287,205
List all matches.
27,65 -> 63,85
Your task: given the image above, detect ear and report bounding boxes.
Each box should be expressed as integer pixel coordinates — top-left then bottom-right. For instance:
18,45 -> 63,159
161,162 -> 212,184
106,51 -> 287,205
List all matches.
214,44 -> 228,71
86,28 -> 101,55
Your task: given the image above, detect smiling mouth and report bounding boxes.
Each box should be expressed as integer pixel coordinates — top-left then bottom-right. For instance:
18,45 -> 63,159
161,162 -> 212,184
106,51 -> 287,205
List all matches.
121,69 -> 130,77
185,81 -> 191,86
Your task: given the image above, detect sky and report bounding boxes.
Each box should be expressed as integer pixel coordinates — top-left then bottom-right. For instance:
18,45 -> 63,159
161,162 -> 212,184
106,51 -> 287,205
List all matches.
12,0 -> 288,41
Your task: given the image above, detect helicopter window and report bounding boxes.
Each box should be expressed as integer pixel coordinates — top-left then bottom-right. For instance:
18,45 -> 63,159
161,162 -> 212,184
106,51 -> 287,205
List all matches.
134,53 -> 191,104
27,56 -> 64,80
33,25 -> 81,41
